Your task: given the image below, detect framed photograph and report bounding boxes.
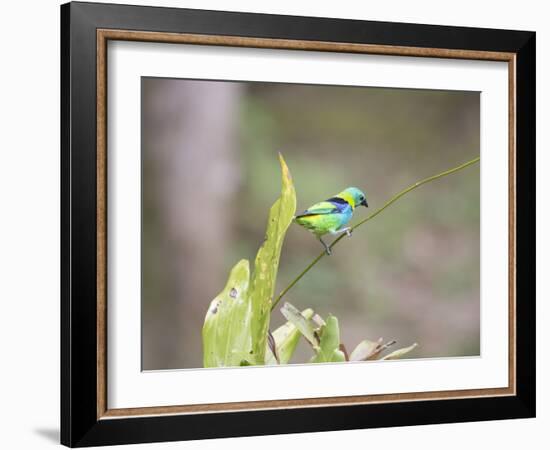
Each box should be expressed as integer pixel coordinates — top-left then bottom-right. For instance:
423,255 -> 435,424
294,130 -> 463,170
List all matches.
61,2 -> 535,447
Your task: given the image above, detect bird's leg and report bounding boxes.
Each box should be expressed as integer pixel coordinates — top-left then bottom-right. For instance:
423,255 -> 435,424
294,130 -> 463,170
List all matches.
318,236 -> 332,255
333,227 -> 353,238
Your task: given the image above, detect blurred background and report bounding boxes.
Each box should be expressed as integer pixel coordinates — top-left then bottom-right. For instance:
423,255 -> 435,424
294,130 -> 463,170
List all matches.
141,77 -> 480,370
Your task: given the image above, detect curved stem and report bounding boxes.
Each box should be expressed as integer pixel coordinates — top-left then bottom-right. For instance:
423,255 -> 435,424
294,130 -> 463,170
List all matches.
271,156 -> 480,311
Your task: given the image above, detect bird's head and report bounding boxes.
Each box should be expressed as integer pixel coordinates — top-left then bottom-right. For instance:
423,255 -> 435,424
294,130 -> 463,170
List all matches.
338,187 -> 368,208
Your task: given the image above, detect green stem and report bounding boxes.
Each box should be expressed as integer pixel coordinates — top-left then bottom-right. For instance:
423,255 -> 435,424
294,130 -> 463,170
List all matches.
271,156 -> 480,311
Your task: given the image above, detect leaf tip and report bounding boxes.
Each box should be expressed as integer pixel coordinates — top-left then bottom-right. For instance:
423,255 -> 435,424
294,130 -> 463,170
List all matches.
278,152 -> 292,182
232,258 -> 250,276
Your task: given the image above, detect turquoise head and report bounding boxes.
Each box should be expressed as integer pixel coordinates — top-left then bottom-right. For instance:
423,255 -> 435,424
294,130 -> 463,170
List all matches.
336,187 -> 368,209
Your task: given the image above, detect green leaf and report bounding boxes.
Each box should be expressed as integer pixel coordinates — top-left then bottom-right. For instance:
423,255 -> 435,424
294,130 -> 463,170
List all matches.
310,315 -> 344,363
202,154 -> 296,367
202,260 -> 254,367
381,343 -> 418,360
331,349 -> 347,363
265,308 -> 314,365
280,302 -> 319,350
249,153 -> 297,362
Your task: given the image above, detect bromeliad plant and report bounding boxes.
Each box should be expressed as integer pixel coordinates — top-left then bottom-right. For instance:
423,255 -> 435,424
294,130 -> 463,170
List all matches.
202,153 -> 479,367
202,154 -> 295,367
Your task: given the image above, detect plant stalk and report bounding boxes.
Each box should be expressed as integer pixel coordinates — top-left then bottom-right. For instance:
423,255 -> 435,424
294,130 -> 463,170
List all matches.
271,156 -> 480,311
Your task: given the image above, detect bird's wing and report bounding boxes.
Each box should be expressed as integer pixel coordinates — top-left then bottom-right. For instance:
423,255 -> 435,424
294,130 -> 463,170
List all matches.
295,201 -> 343,218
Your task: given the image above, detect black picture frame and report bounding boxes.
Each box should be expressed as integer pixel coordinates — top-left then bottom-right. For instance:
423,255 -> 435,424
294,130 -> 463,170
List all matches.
61,1 -> 535,447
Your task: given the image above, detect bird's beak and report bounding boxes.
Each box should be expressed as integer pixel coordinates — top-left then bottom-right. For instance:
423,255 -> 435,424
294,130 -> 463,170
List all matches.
361,199 -> 368,207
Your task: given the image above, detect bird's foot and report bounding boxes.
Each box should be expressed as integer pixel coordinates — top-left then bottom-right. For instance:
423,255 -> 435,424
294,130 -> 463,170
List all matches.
319,237 -> 332,255
345,227 -> 353,238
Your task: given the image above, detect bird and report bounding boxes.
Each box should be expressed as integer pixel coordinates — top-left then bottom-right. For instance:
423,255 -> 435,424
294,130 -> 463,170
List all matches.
294,187 -> 368,255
